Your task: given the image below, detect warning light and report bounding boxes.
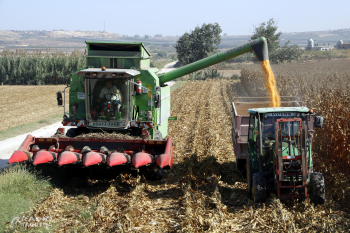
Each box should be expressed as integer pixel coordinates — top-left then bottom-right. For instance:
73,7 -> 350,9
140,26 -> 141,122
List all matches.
102,66 -> 106,71
309,109 -> 313,113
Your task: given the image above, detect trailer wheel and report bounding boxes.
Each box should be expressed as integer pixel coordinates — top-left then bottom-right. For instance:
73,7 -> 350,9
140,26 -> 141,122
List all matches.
310,172 -> 325,205
236,159 -> 246,173
252,173 -> 266,203
247,156 -> 253,196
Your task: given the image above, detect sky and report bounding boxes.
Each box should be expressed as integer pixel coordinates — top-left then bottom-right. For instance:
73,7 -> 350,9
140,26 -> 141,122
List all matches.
0,0 -> 349,36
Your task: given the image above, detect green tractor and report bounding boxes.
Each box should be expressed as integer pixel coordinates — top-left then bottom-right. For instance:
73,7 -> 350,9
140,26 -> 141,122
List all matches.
232,98 -> 325,203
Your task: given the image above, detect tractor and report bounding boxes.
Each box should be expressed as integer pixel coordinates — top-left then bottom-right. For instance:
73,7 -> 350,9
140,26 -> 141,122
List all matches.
232,97 -> 325,203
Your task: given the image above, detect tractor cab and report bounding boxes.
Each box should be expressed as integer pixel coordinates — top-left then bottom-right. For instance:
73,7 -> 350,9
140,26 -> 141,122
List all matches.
246,107 -> 324,202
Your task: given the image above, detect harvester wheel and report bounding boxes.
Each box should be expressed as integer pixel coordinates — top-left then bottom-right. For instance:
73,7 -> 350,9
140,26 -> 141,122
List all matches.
66,127 -> 88,138
66,128 -> 78,138
310,172 -> 325,205
252,173 -> 266,203
247,156 -> 253,196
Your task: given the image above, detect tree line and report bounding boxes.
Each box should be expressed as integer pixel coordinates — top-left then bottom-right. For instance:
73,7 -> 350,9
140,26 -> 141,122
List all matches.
0,49 -> 85,85
175,19 -> 302,66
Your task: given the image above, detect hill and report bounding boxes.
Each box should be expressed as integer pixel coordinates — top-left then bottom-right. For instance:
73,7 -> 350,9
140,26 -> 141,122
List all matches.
0,28 -> 350,52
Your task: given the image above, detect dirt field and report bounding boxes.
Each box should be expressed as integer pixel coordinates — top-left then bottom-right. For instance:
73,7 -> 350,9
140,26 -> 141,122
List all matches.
0,85 -> 68,131
8,79 -> 348,232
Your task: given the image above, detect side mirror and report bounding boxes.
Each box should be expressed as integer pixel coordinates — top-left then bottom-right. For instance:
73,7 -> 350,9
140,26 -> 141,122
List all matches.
57,92 -> 63,106
314,115 -> 323,128
154,94 -> 161,108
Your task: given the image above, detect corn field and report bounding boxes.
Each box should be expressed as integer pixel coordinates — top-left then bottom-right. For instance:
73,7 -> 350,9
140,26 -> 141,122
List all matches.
7,78 -> 350,232
0,50 -> 84,85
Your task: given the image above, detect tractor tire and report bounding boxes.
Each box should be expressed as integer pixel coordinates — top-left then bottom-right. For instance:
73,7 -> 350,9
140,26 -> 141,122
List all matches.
310,172 -> 325,205
306,166 -> 314,186
252,173 -> 267,203
247,156 -> 253,196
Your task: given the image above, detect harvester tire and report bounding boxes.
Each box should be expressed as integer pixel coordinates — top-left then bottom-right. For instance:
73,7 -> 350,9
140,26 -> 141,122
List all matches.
310,172 -> 325,205
66,127 -> 88,138
252,173 -> 266,203
247,156 -> 253,196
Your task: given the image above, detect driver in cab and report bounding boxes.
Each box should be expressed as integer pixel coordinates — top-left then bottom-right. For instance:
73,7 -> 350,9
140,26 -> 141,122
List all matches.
98,80 -> 121,116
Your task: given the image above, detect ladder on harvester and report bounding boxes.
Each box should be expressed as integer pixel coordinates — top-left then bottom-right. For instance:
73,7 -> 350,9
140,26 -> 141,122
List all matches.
275,119 -> 309,200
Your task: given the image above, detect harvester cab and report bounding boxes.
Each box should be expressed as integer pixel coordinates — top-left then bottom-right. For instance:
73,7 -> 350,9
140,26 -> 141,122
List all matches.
75,69 -> 135,128
245,107 -> 325,204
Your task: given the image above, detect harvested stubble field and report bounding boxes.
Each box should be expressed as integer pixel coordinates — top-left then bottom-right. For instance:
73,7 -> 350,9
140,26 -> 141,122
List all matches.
0,85 -> 68,131
7,76 -> 350,232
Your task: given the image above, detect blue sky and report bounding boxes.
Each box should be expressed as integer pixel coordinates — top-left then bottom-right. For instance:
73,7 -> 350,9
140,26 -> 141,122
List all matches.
0,0 -> 349,36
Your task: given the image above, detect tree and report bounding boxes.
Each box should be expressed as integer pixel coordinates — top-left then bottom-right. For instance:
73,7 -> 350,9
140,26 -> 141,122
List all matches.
175,23 -> 222,65
250,19 -> 302,63
157,51 -> 167,58
154,34 -> 162,37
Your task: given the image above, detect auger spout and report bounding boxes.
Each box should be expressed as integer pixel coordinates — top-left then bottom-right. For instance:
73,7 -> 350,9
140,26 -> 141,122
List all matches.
159,37 -> 269,84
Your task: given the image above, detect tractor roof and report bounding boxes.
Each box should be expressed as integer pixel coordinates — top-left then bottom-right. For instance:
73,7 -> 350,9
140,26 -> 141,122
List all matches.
248,107 -> 310,114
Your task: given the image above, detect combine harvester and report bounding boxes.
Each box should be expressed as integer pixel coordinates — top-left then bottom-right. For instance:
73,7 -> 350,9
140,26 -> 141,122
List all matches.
232,97 -> 325,203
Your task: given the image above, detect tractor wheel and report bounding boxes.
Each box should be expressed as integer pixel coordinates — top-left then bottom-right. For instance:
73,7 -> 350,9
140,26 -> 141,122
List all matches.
306,166 -> 313,186
247,156 -> 253,196
252,173 -> 267,203
310,172 -> 325,205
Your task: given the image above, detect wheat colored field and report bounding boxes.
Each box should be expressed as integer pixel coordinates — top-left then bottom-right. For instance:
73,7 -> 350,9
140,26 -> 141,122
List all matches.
0,85 -> 68,131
